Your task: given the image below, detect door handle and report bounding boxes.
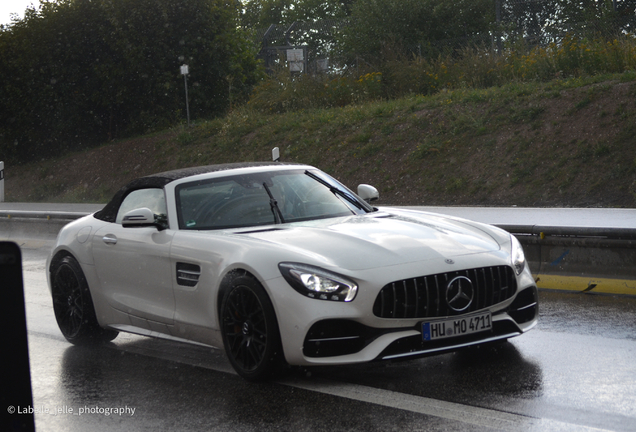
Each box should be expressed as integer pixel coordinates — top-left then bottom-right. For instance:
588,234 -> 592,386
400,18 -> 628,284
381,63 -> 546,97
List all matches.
102,234 -> 117,245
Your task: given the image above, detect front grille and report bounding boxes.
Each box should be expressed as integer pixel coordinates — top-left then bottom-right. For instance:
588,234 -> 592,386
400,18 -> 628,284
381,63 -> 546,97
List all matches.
373,265 -> 516,319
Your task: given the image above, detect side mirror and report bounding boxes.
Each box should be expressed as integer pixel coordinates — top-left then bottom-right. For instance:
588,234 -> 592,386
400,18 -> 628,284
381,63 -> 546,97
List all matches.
122,208 -> 167,230
357,184 -> 379,203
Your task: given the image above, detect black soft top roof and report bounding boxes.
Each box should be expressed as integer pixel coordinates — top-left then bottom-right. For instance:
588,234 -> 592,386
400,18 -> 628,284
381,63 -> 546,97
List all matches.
94,162 -> 304,222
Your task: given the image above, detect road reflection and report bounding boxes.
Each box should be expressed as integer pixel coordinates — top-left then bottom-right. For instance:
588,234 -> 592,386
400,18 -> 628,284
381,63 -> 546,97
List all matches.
305,340 -> 543,406
55,342 -> 432,432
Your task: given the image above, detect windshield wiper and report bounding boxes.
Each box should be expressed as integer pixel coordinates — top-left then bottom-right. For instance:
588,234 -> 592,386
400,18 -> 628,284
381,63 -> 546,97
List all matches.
304,171 -> 371,212
262,182 -> 285,224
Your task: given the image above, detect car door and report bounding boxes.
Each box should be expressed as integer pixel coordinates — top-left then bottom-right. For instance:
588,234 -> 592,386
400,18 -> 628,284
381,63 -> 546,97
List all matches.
92,188 -> 175,326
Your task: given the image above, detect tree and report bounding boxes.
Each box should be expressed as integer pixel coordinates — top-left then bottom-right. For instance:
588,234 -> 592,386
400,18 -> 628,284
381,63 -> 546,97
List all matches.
241,0 -> 294,28
240,0 -> 353,74
240,0 -> 352,28
338,0 -> 495,64
553,0 -> 636,37
0,0 -> 261,162
499,0 -> 636,46
500,0 -> 560,46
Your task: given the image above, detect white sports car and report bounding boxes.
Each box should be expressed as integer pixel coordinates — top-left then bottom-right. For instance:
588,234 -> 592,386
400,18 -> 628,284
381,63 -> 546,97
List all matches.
47,162 -> 538,380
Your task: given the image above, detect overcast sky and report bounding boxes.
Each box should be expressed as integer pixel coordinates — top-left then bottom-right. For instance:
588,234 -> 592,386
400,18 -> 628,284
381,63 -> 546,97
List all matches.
1,1 -> 41,26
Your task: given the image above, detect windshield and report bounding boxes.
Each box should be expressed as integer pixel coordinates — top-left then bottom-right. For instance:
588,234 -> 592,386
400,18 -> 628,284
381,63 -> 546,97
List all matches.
176,169 -> 371,230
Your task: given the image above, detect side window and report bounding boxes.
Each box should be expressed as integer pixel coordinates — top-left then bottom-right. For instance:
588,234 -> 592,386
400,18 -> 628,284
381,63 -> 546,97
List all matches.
116,188 -> 167,225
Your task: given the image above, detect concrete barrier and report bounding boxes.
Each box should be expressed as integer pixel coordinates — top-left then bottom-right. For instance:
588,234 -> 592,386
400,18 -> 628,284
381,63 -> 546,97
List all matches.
2,210 -> 635,296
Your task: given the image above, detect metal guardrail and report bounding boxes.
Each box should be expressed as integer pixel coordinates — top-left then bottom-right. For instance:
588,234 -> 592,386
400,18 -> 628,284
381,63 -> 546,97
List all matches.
0,211 -> 87,244
496,224 -> 636,296
2,209 -> 635,296
4,211 -> 635,236
497,224 -> 636,241
0,210 -> 89,221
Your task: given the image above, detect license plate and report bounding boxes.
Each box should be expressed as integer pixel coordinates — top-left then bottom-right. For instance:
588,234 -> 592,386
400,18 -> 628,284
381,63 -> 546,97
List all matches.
422,312 -> 492,341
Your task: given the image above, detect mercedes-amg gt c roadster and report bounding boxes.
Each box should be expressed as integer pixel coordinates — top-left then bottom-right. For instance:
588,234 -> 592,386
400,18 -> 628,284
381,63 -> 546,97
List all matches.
48,162 -> 538,380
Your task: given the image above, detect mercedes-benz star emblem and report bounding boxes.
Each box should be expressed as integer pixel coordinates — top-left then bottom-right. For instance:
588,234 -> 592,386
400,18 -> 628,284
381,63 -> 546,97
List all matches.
446,276 -> 474,312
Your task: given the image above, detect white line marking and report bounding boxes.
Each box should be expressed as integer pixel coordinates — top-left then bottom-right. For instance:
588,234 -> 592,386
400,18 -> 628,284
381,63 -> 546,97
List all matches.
278,376 -> 611,431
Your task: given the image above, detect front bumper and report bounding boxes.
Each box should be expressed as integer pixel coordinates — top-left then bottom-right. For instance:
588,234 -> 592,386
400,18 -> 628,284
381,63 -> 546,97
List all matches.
267,256 -> 538,366
304,285 -> 538,362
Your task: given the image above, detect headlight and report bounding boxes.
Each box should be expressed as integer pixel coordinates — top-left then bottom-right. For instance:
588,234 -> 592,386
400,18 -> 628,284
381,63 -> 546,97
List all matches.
278,263 -> 358,302
510,234 -> 526,275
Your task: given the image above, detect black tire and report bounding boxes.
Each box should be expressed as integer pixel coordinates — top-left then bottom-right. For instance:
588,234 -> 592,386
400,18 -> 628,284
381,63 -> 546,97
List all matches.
220,274 -> 282,381
51,256 -> 118,344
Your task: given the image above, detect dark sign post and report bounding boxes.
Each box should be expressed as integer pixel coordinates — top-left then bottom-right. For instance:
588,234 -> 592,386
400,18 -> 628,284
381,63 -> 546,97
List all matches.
180,64 -> 191,127
0,161 -> 4,202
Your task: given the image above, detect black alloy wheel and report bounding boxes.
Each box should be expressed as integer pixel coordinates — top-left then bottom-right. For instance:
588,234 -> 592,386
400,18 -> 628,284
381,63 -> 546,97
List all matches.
221,274 -> 282,380
51,256 -> 118,344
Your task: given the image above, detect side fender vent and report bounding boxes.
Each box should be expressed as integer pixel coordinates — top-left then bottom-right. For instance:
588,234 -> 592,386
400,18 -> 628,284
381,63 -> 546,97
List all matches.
176,262 -> 201,287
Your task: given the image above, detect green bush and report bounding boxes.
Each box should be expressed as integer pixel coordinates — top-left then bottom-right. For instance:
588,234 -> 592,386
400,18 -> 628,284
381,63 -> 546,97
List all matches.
248,34 -> 636,114
248,67 -> 384,112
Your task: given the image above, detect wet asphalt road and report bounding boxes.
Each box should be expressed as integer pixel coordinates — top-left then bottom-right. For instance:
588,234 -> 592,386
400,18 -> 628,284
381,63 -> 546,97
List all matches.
10,243 -> 636,432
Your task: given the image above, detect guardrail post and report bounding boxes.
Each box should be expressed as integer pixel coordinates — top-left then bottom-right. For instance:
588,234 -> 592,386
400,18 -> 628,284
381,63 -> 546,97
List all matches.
0,161 -> 4,202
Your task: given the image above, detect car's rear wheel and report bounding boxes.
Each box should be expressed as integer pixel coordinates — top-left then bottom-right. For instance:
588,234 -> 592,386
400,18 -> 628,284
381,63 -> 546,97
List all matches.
220,274 -> 282,381
51,255 -> 118,344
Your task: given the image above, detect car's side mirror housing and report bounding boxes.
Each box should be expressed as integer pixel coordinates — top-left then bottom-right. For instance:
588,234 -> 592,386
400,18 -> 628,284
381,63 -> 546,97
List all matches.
357,184 -> 379,203
122,208 -> 167,231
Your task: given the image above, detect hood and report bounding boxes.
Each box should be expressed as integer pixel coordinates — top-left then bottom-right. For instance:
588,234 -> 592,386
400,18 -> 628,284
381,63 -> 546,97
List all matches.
235,211 -> 501,271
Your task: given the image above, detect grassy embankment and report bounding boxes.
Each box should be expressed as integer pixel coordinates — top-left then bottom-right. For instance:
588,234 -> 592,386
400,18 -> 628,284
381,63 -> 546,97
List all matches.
6,37 -> 636,207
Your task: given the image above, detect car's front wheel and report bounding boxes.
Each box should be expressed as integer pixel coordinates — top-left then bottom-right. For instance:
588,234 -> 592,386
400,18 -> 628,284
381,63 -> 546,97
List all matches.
51,255 -> 118,344
220,273 -> 282,380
